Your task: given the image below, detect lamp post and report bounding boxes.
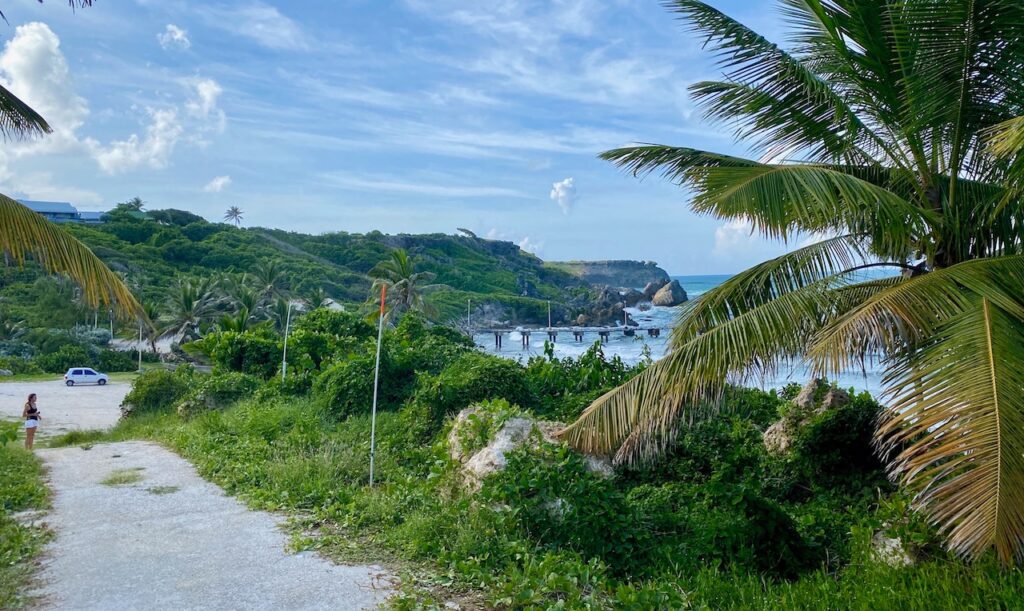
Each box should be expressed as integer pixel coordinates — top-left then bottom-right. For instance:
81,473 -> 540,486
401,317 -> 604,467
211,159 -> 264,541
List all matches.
281,301 -> 296,382
137,320 -> 144,372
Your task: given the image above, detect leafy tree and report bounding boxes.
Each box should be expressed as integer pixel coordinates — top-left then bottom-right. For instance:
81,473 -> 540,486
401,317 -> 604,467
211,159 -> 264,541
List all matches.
252,259 -> 287,299
369,249 -> 441,320
224,206 -> 244,227
562,0 -> 1024,564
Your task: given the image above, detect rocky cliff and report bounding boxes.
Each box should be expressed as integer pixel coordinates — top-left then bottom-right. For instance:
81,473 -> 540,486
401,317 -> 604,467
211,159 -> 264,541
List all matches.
547,260 -> 670,289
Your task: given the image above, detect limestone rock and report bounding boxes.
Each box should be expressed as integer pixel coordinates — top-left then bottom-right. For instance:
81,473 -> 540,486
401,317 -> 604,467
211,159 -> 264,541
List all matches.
449,406 -> 614,489
642,279 -> 668,298
822,387 -> 851,410
793,379 -> 824,410
652,279 -> 688,307
621,288 -> 646,307
794,379 -> 850,412
871,531 -> 914,567
0,369 -> 13,377
762,419 -> 792,455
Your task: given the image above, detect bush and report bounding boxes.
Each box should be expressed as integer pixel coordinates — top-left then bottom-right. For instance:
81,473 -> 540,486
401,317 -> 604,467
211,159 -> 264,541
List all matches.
413,352 -> 534,425
0,340 -> 34,359
485,443 -> 649,573
96,349 -> 137,372
0,356 -> 41,375
121,366 -> 194,418
177,372 -> 263,418
313,352 -> 393,420
35,344 -> 90,373
189,327 -> 282,378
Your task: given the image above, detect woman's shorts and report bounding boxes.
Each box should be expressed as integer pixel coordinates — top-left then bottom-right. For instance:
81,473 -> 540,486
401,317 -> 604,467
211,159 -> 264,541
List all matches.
24,419 -> 38,429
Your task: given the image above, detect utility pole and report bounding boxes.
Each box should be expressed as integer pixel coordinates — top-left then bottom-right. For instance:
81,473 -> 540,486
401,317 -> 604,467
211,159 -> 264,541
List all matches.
281,302 -> 295,382
369,285 -> 387,487
137,320 -> 144,372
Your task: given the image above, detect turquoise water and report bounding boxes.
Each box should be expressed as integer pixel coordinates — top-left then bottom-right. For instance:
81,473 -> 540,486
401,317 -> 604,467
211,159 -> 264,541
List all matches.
473,273 -> 886,396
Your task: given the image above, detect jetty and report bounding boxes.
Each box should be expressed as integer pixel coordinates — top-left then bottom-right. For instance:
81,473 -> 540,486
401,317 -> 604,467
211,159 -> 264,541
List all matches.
477,325 -> 662,350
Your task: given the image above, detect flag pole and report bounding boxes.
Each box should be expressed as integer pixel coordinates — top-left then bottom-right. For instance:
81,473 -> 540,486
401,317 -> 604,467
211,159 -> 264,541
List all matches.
369,284 -> 387,487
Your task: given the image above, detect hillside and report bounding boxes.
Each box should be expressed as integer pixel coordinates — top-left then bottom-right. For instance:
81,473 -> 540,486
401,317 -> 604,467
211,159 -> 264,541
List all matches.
547,259 -> 670,288
1,207 -> 604,328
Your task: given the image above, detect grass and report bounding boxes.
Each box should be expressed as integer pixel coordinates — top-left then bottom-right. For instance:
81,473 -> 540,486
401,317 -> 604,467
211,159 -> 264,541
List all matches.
100,468 -> 145,486
145,486 -> 179,495
46,429 -> 110,448
100,397 -> 1024,610
0,439 -> 51,609
0,371 -> 144,384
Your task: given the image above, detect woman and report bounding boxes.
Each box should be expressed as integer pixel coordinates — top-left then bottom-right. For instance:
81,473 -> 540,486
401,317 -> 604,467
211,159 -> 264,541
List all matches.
22,393 -> 40,450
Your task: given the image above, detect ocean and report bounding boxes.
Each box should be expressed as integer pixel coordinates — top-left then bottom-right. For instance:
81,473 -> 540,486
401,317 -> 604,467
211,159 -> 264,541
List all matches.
472,274 -> 886,397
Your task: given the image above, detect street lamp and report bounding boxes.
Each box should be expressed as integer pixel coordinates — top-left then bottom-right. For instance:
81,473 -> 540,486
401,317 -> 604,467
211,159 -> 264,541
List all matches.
281,301 -> 298,382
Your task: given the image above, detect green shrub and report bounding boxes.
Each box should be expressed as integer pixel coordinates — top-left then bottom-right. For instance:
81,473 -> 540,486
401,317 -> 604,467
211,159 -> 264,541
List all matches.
414,351 -> 534,425
96,349 -> 137,372
120,366 -> 194,418
35,344 -> 90,373
188,327 -> 282,379
0,340 -> 34,359
177,372 -> 262,418
313,351 -> 395,420
0,356 -> 41,375
485,443 -> 649,573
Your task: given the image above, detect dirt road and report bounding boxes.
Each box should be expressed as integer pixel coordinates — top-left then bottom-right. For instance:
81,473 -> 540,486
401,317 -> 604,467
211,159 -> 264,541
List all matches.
34,441 -> 392,610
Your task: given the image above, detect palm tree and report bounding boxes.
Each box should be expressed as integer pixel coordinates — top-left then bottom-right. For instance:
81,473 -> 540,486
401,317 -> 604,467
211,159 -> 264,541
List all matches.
303,286 -> 332,311
161,277 -> 220,343
368,249 -> 440,320
561,0 -> 1024,564
253,259 -> 287,299
224,206 -> 244,227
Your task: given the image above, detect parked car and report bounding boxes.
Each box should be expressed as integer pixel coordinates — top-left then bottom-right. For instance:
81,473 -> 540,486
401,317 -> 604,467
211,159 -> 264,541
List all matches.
64,367 -> 109,386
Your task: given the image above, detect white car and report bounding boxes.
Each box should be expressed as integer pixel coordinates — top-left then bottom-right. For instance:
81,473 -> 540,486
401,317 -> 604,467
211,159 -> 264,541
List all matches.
64,367 -> 109,386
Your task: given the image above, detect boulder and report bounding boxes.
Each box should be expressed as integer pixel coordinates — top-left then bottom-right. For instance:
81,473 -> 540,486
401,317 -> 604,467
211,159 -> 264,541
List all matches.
794,379 -> 850,412
762,419 -> 792,455
642,279 -> 668,298
0,369 -> 13,377
621,288 -> 646,307
652,279 -> 688,306
449,406 -> 614,489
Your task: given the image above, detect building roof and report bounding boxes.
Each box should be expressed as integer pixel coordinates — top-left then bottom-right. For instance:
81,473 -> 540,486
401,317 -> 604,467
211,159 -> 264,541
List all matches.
78,211 -> 106,221
18,199 -> 78,215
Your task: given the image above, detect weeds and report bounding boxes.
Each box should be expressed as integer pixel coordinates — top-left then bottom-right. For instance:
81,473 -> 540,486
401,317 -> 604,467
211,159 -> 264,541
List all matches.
100,468 -> 145,487
0,442 -> 51,608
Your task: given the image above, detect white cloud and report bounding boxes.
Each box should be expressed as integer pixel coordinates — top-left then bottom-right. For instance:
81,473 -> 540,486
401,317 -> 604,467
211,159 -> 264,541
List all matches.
0,23 -> 226,176
518,235 -> 544,254
0,22 -> 87,152
549,177 -> 576,214
199,3 -> 309,51
90,108 -> 184,174
158,24 -> 191,50
203,175 -> 232,192
712,218 -> 757,258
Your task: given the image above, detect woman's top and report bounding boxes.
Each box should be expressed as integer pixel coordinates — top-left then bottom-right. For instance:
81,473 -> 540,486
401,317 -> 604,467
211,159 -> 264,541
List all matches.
25,405 -> 39,421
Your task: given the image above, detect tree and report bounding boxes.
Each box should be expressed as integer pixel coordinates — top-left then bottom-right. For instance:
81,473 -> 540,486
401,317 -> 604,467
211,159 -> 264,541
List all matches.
561,0 -> 1024,565
252,259 -> 287,299
160,277 -> 220,343
115,197 -> 145,212
368,249 -> 441,321
224,206 -> 244,227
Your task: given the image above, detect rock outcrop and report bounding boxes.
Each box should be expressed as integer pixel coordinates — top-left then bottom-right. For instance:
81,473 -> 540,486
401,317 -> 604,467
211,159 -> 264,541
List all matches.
448,405 -> 614,490
551,260 -> 670,289
763,379 -> 851,455
642,279 -> 668,298
652,279 -> 688,307
871,531 -> 915,567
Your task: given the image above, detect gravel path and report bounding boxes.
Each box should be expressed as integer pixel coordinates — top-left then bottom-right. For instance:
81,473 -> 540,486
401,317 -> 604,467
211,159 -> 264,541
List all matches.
33,441 -> 392,610
0,379 -> 127,435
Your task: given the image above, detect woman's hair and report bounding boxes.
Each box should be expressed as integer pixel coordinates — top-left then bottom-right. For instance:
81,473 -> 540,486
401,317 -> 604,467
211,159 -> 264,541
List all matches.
25,393 -> 36,407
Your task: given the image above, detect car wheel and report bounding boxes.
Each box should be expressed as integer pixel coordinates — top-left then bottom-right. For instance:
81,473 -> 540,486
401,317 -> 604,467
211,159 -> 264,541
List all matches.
98,379 -> 107,386
66,380 -> 74,387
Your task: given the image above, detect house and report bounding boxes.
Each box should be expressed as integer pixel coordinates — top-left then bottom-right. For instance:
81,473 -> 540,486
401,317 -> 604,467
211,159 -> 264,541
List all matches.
18,200 -> 80,223
18,199 -> 109,224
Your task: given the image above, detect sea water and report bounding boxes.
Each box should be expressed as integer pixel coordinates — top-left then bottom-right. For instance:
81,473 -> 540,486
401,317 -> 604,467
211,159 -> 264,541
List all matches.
473,274 -> 886,397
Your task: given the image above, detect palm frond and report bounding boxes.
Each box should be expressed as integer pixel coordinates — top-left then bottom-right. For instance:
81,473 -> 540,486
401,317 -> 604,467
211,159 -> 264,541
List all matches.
0,195 -> 142,319
879,295 -> 1024,563
0,84 -> 50,140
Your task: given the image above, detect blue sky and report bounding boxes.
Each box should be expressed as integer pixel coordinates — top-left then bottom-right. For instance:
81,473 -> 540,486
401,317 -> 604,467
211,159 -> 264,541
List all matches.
0,0 -> 789,275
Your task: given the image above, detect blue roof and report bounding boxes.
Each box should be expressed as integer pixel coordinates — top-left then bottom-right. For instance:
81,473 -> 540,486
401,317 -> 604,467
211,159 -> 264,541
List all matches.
78,211 -> 106,220
18,200 -> 78,214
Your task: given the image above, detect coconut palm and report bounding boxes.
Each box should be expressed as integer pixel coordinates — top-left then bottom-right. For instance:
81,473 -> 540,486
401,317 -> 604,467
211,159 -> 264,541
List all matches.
368,249 -> 441,320
253,259 -> 287,299
561,0 -> 1024,564
224,206 -> 244,227
161,277 -> 220,343
303,286 -> 332,311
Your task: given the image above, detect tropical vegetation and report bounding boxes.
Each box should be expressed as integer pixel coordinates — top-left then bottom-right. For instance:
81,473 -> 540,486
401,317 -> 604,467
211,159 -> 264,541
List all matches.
562,0 -> 1024,564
